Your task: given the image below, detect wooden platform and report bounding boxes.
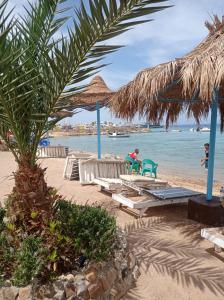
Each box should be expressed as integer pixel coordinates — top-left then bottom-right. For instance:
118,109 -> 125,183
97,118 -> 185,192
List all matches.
201,227 -> 224,253
93,178 -> 122,193
112,193 -> 189,217
188,196 -> 224,226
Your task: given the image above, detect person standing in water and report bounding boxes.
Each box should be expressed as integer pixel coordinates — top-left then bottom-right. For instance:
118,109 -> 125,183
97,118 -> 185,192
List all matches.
201,143 -> 209,169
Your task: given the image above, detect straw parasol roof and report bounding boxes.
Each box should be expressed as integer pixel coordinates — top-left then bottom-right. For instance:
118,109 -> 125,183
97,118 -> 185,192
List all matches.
61,76 -> 114,112
110,16 -> 224,129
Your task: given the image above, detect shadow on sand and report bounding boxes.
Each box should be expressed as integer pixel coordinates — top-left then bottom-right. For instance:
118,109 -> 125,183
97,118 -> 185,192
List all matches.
122,207 -> 224,300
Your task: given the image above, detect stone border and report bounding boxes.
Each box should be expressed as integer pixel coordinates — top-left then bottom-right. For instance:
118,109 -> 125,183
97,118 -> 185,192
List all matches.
0,230 -> 140,300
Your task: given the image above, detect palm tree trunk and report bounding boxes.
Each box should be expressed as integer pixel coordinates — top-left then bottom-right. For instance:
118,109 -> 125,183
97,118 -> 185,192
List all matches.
10,156 -> 54,227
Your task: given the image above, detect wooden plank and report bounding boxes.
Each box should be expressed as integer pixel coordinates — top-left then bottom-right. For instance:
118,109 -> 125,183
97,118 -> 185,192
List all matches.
93,178 -> 122,190
201,228 -> 224,249
120,174 -> 155,182
112,193 -> 136,208
112,193 -> 189,210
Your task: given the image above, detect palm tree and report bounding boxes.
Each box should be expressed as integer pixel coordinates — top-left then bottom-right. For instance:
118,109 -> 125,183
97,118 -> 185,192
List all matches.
0,0 -> 169,225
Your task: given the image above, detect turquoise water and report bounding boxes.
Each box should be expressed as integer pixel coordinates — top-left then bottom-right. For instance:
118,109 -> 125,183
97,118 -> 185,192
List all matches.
51,125 -> 224,183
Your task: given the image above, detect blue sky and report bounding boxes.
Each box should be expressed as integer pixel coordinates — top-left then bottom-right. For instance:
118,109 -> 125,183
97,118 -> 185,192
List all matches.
8,0 -> 224,125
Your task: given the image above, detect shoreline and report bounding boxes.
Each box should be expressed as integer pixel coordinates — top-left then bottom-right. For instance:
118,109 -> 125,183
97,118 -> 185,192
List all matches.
0,151 -> 220,200
49,130 -> 150,137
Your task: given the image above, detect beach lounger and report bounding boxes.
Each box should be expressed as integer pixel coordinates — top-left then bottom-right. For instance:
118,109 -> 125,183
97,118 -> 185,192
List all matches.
63,153 -> 93,180
112,192 -> 190,217
79,159 -> 129,184
201,227 -> 224,253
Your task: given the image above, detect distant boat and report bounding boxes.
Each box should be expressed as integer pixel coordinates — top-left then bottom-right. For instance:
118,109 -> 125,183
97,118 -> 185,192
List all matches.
200,127 -> 210,132
108,132 -> 130,138
171,129 -> 182,132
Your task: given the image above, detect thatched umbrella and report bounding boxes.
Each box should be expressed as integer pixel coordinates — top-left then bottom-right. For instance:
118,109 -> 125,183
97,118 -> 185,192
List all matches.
59,76 -> 114,158
64,75 -> 114,111
110,16 -> 224,201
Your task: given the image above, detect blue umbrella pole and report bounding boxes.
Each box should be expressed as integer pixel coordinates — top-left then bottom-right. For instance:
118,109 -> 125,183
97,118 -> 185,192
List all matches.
206,89 -> 219,200
96,101 -> 101,159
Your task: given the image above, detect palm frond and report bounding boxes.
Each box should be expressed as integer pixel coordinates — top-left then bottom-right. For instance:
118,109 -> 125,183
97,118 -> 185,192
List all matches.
0,0 -> 170,164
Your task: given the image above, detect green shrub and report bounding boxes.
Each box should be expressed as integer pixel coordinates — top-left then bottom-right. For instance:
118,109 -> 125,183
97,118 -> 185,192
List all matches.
12,236 -> 45,286
55,200 -> 116,260
0,232 -> 14,285
0,208 -> 5,232
0,201 -> 117,285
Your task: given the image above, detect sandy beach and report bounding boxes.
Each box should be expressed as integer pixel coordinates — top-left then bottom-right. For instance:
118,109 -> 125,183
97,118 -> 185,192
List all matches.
0,152 -> 224,300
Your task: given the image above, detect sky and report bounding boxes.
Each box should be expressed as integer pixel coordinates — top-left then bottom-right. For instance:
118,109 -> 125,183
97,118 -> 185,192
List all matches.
7,0 -> 224,125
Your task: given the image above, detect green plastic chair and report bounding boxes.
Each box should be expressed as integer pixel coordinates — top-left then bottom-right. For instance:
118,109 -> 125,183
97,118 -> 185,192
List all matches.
141,159 -> 158,178
125,155 -> 140,174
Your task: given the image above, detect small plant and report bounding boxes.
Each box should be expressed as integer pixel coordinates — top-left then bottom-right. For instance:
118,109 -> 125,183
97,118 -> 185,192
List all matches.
12,236 -> 46,286
0,207 -> 5,232
55,200 -> 117,260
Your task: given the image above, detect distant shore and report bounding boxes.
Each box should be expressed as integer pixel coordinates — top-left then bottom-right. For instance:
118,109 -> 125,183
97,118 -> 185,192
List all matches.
50,129 -> 150,137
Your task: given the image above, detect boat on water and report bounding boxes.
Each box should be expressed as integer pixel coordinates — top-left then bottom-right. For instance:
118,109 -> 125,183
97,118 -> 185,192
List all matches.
190,127 -> 210,132
200,127 -> 210,132
171,129 -> 182,132
108,132 -> 130,138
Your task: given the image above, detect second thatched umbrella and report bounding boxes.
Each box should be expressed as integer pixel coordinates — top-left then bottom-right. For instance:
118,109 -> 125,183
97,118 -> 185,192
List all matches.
110,16 -> 224,201
59,76 -> 114,158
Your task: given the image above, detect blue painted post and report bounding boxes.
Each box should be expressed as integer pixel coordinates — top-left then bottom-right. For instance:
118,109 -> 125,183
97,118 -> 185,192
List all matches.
96,101 -> 101,159
206,89 -> 219,200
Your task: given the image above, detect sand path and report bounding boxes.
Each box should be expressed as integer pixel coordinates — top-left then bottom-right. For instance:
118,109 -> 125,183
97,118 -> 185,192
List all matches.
0,152 -> 224,300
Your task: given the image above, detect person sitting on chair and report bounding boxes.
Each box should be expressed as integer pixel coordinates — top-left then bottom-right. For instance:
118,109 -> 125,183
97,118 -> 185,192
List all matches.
129,148 -> 142,168
129,148 -> 139,160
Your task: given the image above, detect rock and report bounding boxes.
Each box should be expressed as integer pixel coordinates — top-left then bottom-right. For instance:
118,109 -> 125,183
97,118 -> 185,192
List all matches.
65,287 -> 75,298
59,274 -> 75,282
1,287 -> 19,300
85,271 -> 97,283
127,252 -> 136,270
64,282 -> 76,298
99,277 -> 110,291
66,297 -> 76,300
53,280 -> 65,292
107,268 -> 117,284
36,283 -> 55,299
4,280 -> 11,287
53,290 -> 66,300
132,265 -> 141,280
17,285 -> 32,300
121,266 -> 129,279
74,274 -> 85,281
76,281 -> 88,298
109,287 -> 119,298
88,280 -> 103,299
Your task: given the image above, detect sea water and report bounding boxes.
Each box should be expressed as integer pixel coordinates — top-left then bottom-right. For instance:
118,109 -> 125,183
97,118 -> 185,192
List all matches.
50,125 -> 224,184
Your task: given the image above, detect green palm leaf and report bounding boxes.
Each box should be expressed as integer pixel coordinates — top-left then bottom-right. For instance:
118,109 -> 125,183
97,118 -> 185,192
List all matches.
0,0 -> 171,165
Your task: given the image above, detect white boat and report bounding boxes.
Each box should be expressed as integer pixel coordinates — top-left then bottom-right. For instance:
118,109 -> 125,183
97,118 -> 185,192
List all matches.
200,127 -> 210,132
190,127 -> 200,132
171,129 -> 182,132
108,132 -> 130,138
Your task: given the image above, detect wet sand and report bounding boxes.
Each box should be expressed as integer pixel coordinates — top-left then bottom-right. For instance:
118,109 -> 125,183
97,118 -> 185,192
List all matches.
0,152 -> 224,300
